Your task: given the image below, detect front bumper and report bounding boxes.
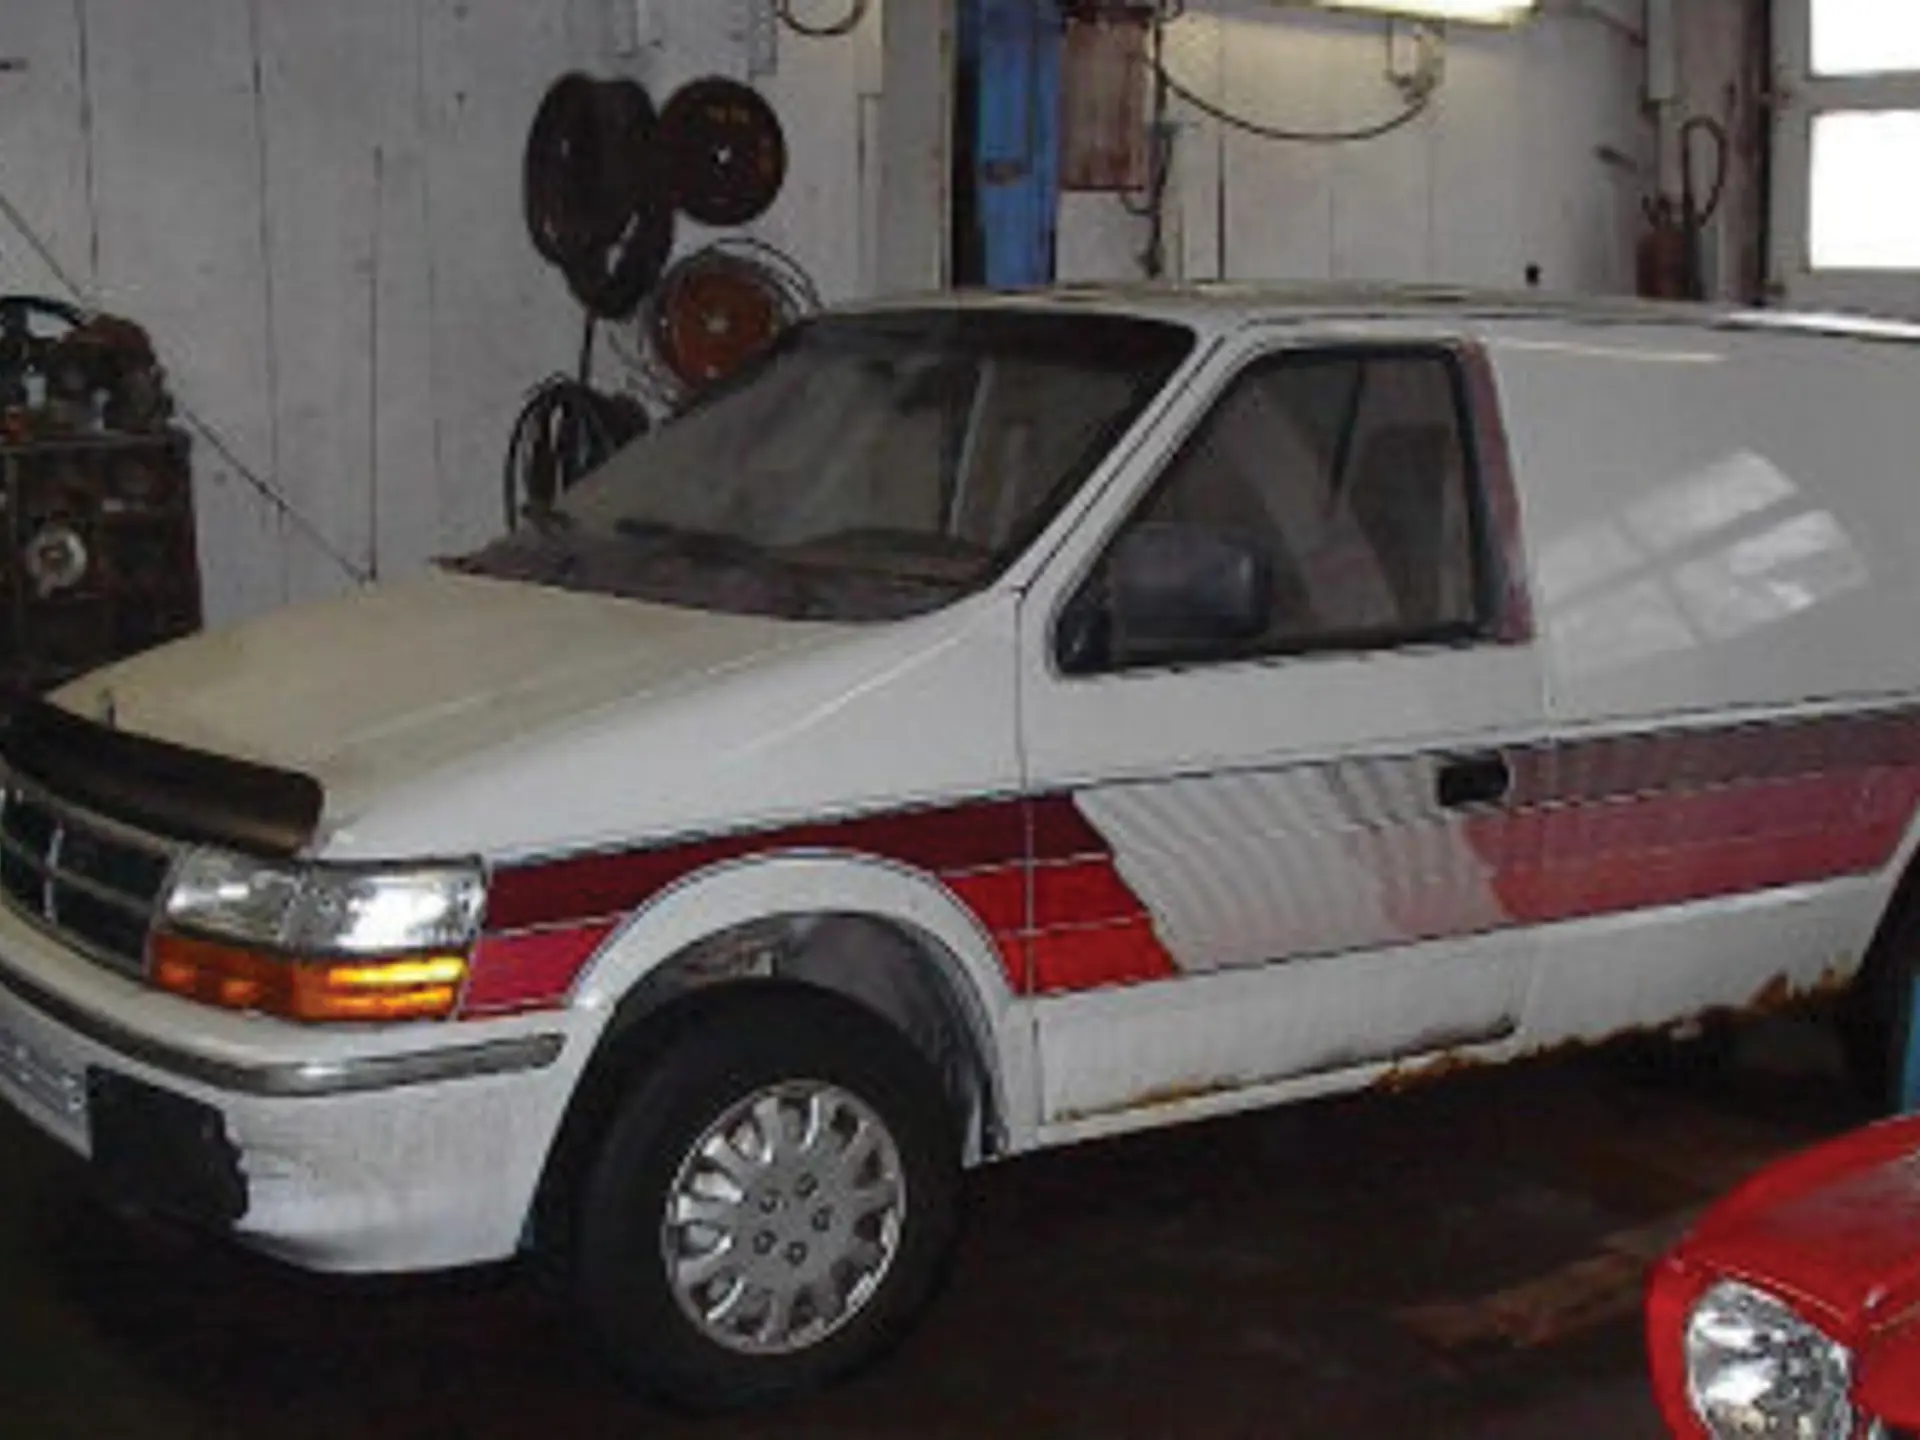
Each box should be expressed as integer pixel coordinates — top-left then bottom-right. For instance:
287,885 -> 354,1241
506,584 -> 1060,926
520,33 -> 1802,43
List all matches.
0,904 -> 580,1273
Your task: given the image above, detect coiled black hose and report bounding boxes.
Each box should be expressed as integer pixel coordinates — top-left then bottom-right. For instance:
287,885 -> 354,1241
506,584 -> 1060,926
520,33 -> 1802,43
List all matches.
503,370 -> 650,529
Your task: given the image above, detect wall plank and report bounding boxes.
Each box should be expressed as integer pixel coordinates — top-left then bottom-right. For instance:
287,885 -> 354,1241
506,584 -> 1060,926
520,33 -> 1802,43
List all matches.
418,0 -> 592,559
1325,25 -> 1435,281
1165,11 -> 1223,282
1429,30 -> 1531,288
759,9 -> 879,303
83,0 -> 287,624
877,0 -> 951,293
0,2 -> 95,297
1213,8 -> 1339,282
254,0 -> 426,602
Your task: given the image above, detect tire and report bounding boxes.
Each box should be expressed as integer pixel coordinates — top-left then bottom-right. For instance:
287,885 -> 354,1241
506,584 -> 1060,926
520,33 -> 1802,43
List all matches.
573,987 -> 960,1409
1840,900 -> 1920,1111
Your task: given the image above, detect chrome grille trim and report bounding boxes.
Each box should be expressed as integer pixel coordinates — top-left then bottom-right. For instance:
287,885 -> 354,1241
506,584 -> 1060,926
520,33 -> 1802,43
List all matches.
0,780 -> 181,978
0,832 -> 160,917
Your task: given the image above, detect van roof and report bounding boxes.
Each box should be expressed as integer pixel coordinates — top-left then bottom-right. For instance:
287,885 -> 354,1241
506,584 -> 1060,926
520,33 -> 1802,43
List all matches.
850,280 -> 1920,347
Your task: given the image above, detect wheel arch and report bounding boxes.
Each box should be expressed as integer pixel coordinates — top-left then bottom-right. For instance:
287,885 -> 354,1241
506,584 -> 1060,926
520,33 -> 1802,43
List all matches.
527,853 -> 1033,1262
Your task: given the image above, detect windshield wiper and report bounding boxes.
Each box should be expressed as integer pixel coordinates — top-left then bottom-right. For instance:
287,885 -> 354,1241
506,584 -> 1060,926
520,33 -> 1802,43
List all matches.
612,517 -> 846,617
614,518 -> 772,566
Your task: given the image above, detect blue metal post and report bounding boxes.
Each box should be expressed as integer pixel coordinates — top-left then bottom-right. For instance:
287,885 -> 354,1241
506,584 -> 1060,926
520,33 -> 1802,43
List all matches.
970,0 -> 1062,289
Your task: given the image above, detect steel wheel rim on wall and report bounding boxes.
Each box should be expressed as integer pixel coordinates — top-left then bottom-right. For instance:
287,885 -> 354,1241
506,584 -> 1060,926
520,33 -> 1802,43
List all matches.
661,1079 -> 908,1356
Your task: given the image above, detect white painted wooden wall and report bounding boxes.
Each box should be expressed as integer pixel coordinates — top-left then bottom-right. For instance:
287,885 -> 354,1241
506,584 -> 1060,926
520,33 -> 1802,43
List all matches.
0,0 -> 1660,628
0,0 -> 884,626
1057,0 -> 1653,294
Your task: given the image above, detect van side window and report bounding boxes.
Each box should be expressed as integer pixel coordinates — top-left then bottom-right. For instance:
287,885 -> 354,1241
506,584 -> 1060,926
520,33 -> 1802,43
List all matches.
1058,349 -> 1491,675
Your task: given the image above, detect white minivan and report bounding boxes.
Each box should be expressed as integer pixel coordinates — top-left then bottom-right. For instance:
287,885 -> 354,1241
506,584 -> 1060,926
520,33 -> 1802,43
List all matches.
2,285 -> 1918,1405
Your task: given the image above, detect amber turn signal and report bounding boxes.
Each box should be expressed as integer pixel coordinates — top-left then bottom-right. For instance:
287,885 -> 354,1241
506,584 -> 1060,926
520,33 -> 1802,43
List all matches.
149,932 -> 468,1022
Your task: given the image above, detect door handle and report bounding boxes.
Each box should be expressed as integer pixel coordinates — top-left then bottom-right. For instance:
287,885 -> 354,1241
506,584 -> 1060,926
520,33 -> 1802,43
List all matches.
1437,752 -> 1511,811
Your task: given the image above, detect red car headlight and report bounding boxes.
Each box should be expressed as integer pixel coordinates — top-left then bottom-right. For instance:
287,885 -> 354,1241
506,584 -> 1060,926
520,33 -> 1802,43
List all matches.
1649,1259 -> 1857,1440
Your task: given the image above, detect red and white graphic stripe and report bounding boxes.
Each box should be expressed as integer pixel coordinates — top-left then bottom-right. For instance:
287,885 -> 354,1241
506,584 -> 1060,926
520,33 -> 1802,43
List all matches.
460,707 -> 1920,1015
468,797 -> 1177,1013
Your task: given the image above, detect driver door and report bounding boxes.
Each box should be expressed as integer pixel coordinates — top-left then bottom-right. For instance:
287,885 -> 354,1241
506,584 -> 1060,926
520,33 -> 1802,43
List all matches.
1015,333 -> 1550,1133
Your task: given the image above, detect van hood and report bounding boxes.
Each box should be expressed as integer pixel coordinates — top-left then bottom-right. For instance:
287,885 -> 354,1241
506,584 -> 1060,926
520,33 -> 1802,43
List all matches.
51,569 -> 1022,862
51,570 -> 844,819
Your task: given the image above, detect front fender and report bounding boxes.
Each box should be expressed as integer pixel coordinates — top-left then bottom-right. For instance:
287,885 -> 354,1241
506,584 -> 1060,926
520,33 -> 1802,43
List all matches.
568,852 -> 1040,1153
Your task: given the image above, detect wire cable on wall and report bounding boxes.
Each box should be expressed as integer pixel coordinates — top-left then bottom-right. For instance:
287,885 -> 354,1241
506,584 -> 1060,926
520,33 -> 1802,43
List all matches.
501,375 -> 648,530
1117,11 -> 1176,278
1151,58 -> 1433,144
0,183 -> 373,585
1149,5 -> 1441,147
777,0 -> 870,39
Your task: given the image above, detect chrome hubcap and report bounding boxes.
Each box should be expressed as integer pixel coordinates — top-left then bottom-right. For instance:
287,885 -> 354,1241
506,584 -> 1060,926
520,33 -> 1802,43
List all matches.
662,1080 -> 907,1355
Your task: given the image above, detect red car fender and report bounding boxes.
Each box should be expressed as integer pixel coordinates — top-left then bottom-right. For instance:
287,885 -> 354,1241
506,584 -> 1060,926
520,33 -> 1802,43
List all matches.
1645,1251 -> 1716,1440
1856,1315 -> 1920,1427
1647,1113 -> 1920,1437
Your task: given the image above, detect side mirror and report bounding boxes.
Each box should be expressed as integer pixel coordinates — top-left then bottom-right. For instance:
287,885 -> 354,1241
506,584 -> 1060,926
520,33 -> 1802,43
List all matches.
1105,522 -> 1273,664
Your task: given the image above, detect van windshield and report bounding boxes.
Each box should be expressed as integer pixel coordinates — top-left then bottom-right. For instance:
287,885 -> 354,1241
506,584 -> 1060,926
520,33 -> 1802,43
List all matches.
451,309 -> 1195,621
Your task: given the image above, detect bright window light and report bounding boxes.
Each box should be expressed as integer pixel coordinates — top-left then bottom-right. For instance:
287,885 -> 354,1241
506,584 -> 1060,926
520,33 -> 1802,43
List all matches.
1810,110 -> 1920,270
1310,0 -> 1538,25
1812,0 -> 1920,76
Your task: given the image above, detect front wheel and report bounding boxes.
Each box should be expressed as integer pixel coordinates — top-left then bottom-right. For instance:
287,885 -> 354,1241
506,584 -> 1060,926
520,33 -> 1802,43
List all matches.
573,989 -> 961,1409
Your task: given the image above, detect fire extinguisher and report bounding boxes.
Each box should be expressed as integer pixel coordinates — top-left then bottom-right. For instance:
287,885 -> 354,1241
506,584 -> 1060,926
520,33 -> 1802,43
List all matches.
1636,116 -> 1729,302
1637,196 -> 1690,300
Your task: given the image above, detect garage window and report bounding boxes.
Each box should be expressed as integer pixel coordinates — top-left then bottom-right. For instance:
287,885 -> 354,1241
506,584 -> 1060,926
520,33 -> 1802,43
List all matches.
1809,111 -> 1920,269
1775,0 -> 1920,302
1060,348 -> 1491,674
1811,0 -> 1920,75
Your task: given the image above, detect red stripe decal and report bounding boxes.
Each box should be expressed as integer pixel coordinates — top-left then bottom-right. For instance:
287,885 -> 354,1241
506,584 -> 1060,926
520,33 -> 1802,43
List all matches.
474,708 -> 1920,1008
1467,740 -> 1920,929
1031,796 -> 1111,861
487,794 -> 1179,1001
463,921 -> 619,1017
1030,917 -> 1180,993
1491,828 -> 1902,926
488,799 -> 1029,932
943,866 -> 1027,937
1033,858 -> 1151,930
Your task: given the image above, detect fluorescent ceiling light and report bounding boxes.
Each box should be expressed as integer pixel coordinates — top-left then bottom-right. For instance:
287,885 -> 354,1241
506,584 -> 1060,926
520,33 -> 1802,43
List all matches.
1310,0 -> 1540,24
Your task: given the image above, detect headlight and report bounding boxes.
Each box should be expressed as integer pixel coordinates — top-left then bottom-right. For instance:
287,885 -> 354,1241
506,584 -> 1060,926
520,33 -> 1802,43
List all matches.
163,850 -> 484,954
154,849 -> 486,1023
162,850 -> 304,943
286,865 -> 485,954
1685,1281 -> 1855,1440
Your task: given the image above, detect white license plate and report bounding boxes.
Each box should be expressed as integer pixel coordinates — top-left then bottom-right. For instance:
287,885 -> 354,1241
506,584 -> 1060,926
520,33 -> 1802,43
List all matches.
0,1012 -> 87,1135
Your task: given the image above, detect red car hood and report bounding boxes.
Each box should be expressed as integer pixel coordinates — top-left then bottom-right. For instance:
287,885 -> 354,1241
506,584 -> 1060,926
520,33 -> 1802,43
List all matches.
1671,1113 -> 1920,1425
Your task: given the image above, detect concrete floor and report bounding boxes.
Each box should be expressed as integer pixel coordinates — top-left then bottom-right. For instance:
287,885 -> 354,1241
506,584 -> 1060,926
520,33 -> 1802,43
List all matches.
0,1022 -> 1867,1439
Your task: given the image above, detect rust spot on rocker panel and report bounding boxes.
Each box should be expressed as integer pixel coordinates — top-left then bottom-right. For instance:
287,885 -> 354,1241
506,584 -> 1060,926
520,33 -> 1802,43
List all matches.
1371,960 -> 1858,1095
1746,960 -> 1853,1012
1057,1019 -> 1519,1124
1371,1049 -> 1494,1094
1061,961 -> 1857,1123
1054,1076 -> 1252,1125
